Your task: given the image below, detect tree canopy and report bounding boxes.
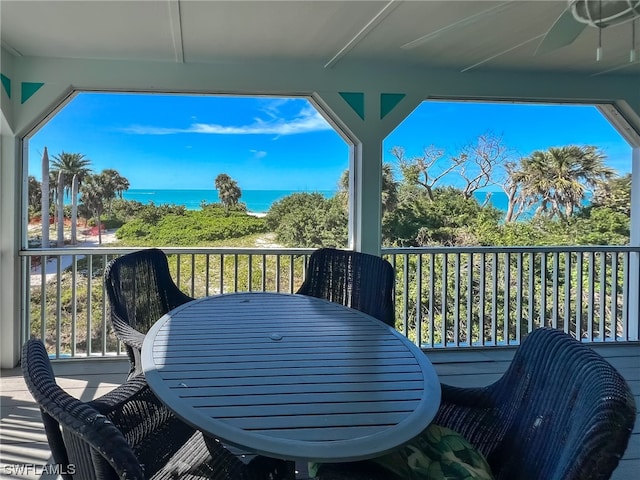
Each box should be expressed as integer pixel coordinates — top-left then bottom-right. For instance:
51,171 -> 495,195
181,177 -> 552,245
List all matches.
214,173 -> 242,214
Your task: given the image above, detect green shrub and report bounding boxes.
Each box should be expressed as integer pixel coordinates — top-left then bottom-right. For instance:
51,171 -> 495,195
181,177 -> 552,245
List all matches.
116,210 -> 266,246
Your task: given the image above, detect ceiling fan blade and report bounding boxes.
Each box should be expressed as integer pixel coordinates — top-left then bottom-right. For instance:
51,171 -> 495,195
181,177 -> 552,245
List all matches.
536,8 -> 588,55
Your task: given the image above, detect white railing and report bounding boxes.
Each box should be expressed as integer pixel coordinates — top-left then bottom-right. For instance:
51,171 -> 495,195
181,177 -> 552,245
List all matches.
384,246 -> 638,347
19,245 -> 639,359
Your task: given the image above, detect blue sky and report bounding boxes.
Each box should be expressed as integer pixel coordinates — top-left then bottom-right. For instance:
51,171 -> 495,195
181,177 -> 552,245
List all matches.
28,92 -> 632,192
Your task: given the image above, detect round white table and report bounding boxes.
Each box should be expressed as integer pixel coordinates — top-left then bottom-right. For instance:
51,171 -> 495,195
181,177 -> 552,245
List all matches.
142,292 -> 441,463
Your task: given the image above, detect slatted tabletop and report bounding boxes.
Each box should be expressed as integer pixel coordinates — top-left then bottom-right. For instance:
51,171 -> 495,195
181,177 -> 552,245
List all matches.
142,292 -> 441,463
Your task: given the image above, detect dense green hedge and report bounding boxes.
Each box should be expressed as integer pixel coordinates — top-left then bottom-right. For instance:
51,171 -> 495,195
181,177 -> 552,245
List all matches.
116,209 -> 266,246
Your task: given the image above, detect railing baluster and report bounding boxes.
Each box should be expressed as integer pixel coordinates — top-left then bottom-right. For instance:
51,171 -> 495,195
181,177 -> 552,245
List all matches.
528,252 -> 534,333
515,252 -> 522,344
552,252 -> 559,329
442,253 -> 449,346
71,255 -> 78,357
491,252 -> 498,345
415,254 -> 422,347
587,251 -> 595,341
564,252 -> 571,334
233,254 -> 239,292
622,252 -> 630,341
611,252 -> 619,339
87,255 -> 93,357
503,253 -> 510,345
220,254 -> 225,294
479,252 -> 486,346
176,253 -> 182,287
453,253 -> 460,347
55,257 -> 62,359
191,254 -> 196,297
102,254 -> 108,355
541,252 -> 547,327
576,252 -> 584,340
205,254 -> 211,296
467,253 -> 473,346
599,252 -> 606,340
288,254 -> 295,293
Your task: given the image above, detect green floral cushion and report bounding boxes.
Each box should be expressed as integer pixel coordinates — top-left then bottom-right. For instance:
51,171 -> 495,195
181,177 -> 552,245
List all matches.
370,424 -> 494,480
309,424 -> 494,480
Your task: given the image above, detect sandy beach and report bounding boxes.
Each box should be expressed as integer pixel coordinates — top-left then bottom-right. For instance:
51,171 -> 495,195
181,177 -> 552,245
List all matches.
29,229 -> 119,284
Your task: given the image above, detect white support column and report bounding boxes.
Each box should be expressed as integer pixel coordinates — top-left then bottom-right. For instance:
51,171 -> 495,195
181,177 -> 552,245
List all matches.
351,137 -> 383,256
0,114 -> 21,368
314,90 -> 422,256
628,146 -> 640,341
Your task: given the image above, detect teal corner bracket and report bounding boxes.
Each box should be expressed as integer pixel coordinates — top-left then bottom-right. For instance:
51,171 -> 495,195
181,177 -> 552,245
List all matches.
21,82 -> 44,104
0,74 -> 10,98
339,92 -> 365,120
380,93 -> 406,119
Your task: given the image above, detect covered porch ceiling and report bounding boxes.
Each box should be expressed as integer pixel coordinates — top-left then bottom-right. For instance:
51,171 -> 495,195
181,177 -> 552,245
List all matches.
1,1 -> 640,369
2,0 -> 640,76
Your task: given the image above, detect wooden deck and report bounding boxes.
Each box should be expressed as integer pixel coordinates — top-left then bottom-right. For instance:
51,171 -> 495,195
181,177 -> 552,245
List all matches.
1,343 -> 638,479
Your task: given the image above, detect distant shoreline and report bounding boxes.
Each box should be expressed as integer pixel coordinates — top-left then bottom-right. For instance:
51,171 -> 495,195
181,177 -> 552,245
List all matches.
56,188 -> 591,218
121,189 -> 337,214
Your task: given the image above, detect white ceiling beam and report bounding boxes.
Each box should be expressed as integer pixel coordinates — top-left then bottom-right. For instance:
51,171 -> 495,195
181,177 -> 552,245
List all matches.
1,41 -> 23,57
167,0 -> 184,63
401,1 -> 516,50
460,34 -> 545,73
324,0 -> 401,69
591,59 -> 640,76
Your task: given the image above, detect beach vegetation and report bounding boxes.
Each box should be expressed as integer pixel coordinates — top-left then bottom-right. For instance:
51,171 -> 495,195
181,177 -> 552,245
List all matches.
116,207 -> 266,246
589,172 -> 631,215
265,192 -> 348,248
28,175 -> 41,219
384,186 -> 503,247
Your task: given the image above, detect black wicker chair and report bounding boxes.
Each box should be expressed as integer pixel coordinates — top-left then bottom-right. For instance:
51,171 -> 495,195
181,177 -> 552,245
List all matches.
104,248 -> 194,379
434,327 -> 636,480
22,339 -> 288,480
296,248 -> 395,327
315,328 -> 636,480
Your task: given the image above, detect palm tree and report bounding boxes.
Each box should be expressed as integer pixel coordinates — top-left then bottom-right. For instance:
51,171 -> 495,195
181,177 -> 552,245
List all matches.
214,173 -> 242,214
80,173 -> 107,245
51,152 -> 92,244
79,170 -> 130,244
338,163 -> 398,216
100,169 -> 130,215
27,176 -> 41,218
514,145 -> 614,220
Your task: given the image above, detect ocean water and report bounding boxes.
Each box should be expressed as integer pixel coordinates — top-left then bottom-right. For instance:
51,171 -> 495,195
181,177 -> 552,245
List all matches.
122,189 -> 336,214
121,189 -> 589,216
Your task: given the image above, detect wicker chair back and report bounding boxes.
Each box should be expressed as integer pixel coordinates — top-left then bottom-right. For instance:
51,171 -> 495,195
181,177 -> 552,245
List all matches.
296,248 -> 395,327
104,248 -> 193,378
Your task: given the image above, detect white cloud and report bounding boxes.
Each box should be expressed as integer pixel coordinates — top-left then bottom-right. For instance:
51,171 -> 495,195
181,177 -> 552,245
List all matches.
122,105 -> 331,136
250,149 -> 267,159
